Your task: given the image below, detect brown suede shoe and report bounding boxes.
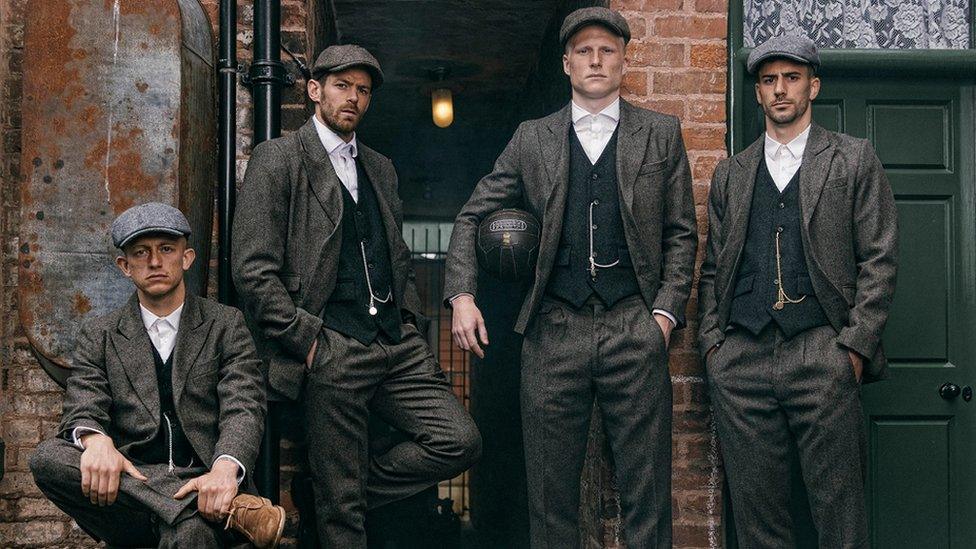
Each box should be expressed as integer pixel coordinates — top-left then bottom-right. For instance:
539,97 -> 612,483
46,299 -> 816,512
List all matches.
225,494 -> 286,549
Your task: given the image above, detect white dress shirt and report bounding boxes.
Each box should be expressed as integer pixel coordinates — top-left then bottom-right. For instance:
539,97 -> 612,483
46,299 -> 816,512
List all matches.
312,114 -> 360,202
140,303 -> 183,363
764,125 -> 810,192
73,300 -> 244,482
571,98 -> 620,165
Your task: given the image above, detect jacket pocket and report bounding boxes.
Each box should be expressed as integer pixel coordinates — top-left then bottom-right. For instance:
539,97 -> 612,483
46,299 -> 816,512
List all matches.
638,159 -> 667,176
733,273 -> 755,297
796,274 -> 816,296
281,273 -> 301,293
824,177 -> 847,189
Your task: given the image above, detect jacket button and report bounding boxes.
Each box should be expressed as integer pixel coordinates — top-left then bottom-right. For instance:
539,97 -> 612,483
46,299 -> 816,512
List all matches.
593,199 -> 600,206
368,263 -> 375,269
591,173 -> 599,180
592,224 -> 598,230
778,202 -> 785,209
776,226 -> 784,233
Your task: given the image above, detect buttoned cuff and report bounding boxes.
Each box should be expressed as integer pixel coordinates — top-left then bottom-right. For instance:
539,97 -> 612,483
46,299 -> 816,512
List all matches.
651,309 -> 677,328
72,427 -> 106,450
213,454 -> 246,485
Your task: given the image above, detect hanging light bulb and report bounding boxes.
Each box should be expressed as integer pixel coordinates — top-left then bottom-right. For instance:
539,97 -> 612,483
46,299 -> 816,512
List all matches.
431,87 -> 454,128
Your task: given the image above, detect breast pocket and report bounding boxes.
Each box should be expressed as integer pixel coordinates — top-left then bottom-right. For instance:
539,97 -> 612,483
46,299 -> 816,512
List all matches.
638,159 -> 667,177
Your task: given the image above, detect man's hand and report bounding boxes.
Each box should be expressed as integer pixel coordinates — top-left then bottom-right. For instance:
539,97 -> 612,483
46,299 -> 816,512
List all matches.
174,459 -> 240,522
305,339 -> 318,370
79,433 -> 147,507
848,350 -> 864,384
653,313 -> 673,349
451,295 -> 489,359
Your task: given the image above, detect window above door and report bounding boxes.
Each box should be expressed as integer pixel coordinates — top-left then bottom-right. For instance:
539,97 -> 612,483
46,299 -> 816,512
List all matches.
743,0 -> 970,49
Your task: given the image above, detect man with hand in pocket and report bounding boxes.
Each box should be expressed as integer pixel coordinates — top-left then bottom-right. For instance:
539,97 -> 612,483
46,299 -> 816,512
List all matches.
697,36 -> 898,548
444,8 -> 698,548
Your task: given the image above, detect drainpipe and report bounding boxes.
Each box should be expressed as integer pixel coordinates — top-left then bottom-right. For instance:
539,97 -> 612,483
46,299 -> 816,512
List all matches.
217,0 -> 237,306
247,0 -> 289,504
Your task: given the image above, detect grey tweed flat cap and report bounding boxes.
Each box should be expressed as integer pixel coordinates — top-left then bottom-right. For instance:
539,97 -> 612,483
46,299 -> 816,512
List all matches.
559,7 -> 631,47
310,44 -> 384,89
747,35 -> 820,74
111,202 -> 191,249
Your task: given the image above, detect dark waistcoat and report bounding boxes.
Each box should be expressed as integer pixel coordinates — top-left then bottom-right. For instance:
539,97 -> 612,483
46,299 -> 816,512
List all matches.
729,160 -> 829,338
545,128 -> 640,308
321,160 -> 401,345
128,345 -> 199,467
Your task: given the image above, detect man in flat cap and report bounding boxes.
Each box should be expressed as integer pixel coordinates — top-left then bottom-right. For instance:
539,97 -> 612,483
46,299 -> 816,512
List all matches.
445,7 -> 697,547
698,35 -> 897,547
30,203 -> 284,548
233,44 -> 481,546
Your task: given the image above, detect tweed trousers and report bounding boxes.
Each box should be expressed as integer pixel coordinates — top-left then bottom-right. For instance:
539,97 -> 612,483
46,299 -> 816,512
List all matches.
706,324 -> 868,549
29,437 -> 226,548
520,295 -> 673,549
302,323 -> 481,548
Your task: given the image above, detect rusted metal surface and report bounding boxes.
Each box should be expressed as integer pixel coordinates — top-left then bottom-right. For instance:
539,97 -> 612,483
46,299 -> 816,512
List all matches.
19,0 -> 215,385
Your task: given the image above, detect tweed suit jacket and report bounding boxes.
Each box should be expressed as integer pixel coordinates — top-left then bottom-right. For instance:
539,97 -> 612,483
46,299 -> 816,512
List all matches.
232,118 -> 426,400
443,99 -> 698,333
59,292 -> 267,475
697,123 -> 898,382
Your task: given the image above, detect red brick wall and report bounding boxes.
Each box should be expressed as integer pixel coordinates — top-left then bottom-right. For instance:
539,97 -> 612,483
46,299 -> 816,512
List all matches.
611,1 -> 728,547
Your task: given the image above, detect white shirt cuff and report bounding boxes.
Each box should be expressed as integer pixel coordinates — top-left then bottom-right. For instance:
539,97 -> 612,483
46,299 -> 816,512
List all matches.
213,454 -> 246,485
72,427 -> 106,450
651,309 -> 677,328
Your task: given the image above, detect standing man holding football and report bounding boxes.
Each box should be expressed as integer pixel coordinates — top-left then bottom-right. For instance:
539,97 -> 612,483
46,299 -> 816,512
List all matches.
443,7 -> 698,548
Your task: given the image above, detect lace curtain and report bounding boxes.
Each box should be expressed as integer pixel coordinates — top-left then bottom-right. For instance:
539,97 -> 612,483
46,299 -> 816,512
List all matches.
744,0 -> 971,49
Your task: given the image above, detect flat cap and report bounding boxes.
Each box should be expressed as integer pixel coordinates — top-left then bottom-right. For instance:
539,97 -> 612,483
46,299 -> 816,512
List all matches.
111,202 -> 191,249
310,44 -> 384,89
559,7 -> 631,47
747,35 -> 820,74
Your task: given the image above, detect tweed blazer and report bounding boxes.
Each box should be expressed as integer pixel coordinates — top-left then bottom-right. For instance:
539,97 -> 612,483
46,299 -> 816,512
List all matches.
232,118 -> 425,400
59,293 -> 266,474
697,124 -> 898,382
443,99 -> 698,333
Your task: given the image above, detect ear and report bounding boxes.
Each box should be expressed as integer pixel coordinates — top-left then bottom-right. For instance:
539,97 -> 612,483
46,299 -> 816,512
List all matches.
115,255 -> 132,279
809,76 -> 821,101
307,78 -> 321,103
754,81 -> 762,104
563,53 -> 571,77
181,247 -> 196,271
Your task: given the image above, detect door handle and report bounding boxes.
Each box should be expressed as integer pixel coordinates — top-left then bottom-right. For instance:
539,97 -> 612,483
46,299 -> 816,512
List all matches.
939,382 -> 961,400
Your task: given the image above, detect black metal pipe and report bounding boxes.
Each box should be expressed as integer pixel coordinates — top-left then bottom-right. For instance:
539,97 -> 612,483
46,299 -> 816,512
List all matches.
250,0 -> 285,504
251,0 -> 284,144
217,0 -> 237,306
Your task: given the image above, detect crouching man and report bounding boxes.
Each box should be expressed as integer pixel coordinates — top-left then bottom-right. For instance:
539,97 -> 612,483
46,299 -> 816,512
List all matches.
30,203 -> 284,548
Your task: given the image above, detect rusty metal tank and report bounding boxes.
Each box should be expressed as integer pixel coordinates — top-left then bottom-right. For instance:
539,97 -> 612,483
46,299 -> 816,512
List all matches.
18,0 -> 216,385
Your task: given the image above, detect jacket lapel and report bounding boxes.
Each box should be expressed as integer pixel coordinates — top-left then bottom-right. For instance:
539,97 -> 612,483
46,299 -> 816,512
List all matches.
111,294 -> 160,420
298,117 -> 344,227
616,100 -> 650,213
725,137 -> 764,273
799,124 -> 834,226
171,294 -> 213,407
536,106 -> 572,276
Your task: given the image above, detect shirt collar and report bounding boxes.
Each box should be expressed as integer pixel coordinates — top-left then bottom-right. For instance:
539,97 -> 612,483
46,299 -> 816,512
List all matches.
139,302 -> 184,333
764,124 -> 811,161
571,98 -> 621,125
312,114 -> 358,157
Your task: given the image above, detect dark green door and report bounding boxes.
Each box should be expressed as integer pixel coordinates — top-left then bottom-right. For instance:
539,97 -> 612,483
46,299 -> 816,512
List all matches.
731,60 -> 976,548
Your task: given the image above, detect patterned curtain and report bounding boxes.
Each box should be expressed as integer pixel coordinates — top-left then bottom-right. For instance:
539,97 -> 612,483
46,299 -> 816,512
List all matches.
744,0 -> 971,49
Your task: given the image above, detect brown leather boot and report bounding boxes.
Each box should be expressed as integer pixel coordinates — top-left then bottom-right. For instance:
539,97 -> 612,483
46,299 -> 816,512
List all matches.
225,493 -> 286,549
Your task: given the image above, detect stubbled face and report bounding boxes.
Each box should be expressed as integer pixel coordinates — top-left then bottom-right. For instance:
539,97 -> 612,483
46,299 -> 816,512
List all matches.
308,67 -> 373,138
116,234 -> 194,300
755,58 -> 820,127
563,25 -> 626,102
